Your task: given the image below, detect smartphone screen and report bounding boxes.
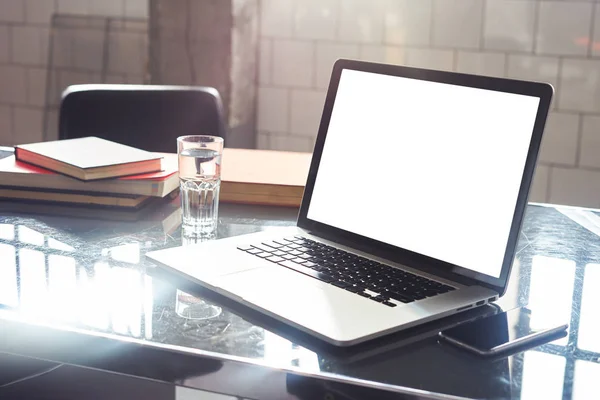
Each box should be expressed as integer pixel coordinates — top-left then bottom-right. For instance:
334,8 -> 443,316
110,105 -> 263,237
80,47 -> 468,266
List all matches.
440,307 -> 565,353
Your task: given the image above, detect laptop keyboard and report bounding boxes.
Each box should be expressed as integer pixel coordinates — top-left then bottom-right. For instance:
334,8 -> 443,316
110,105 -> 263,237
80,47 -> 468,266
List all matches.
237,236 -> 455,308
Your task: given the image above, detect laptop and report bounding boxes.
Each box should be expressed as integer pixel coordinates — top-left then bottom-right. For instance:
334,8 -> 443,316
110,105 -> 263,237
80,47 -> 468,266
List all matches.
146,60 -> 553,346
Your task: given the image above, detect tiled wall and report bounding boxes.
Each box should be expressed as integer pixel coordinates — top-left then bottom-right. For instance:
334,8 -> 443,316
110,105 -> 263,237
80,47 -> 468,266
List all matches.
0,0 -> 148,145
256,0 -> 600,208
1,0 -> 600,208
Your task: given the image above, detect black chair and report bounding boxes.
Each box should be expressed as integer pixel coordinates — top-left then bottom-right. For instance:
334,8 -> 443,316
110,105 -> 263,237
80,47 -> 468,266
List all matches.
58,85 -> 227,153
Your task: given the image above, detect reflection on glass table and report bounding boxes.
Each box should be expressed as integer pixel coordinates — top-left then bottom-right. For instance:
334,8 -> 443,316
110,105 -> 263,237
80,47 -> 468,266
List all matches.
176,232 -> 222,321
2,205 -> 600,399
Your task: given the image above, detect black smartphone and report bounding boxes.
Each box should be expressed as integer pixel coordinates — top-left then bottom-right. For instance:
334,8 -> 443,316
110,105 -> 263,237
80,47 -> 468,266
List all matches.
438,307 -> 568,357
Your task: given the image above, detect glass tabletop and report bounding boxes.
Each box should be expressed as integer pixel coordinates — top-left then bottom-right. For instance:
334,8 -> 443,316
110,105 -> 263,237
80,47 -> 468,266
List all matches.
0,191 -> 599,399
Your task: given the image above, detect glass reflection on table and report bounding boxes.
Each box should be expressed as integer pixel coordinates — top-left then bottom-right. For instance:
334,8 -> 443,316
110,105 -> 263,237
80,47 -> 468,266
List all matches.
0,222 -> 150,339
578,264 -> 600,353
572,360 -> 600,399
520,351 -> 566,400
528,255 -> 576,345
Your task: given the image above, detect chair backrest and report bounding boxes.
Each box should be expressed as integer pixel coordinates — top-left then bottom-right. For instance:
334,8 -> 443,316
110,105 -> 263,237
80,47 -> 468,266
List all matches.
58,85 -> 227,153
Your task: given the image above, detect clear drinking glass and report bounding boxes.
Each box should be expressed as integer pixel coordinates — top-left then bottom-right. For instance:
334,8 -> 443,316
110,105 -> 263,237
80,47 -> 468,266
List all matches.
177,135 -> 224,237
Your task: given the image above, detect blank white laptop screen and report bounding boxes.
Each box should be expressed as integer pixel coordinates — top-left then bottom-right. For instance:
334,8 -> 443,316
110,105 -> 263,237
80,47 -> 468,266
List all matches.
307,69 -> 540,278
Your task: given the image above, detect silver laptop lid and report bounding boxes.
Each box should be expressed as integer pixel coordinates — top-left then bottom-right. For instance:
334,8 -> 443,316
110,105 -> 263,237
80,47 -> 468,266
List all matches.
298,60 -> 553,295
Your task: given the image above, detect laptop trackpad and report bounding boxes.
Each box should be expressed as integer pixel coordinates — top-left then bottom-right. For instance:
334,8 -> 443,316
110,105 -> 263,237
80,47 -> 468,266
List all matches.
213,265 -> 384,341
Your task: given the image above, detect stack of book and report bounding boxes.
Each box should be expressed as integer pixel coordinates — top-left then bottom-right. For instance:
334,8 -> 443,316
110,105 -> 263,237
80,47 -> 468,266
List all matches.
0,137 -> 179,220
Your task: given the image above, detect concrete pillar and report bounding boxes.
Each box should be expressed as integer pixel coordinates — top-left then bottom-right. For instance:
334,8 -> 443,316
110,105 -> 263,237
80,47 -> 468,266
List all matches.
148,0 -> 258,149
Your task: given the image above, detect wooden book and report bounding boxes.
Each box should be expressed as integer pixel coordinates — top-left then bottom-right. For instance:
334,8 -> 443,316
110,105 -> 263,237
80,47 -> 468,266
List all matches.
0,154 -> 178,197
220,148 -> 311,207
15,137 -> 162,180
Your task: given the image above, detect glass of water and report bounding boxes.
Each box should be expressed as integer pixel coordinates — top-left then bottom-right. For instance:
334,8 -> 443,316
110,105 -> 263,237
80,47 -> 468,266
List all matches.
177,135 -> 224,237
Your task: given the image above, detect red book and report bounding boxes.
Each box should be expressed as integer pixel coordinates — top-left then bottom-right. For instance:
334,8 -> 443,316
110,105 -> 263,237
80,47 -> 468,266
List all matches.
0,153 -> 178,198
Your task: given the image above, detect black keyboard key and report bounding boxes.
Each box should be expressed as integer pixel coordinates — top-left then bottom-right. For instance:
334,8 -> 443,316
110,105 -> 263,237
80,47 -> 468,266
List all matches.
292,257 -> 306,264
252,244 -> 276,253
303,261 -> 317,268
287,244 -> 301,249
385,291 -> 414,303
371,296 -> 386,303
332,281 -> 351,289
345,286 -> 363,293
278,260 -> 335,283
356,292 -> 371,298
255,252 -> 271,258
298,253 -> 314,260
266,256 -> 285,263
237,245 -> 254,251
382,301 -> 397,307
422,288 -> 440,297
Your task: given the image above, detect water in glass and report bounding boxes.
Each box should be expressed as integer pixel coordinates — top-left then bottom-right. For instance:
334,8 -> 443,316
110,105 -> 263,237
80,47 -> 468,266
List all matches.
179,147 -> 221,235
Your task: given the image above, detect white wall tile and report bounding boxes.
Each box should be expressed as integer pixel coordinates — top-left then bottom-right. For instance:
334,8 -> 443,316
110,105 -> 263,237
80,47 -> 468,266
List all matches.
550,167 -> 600,208
107,31 -> 147,74
0,106 -> 11,145
11,26 -> 50,66
0,65 -> 27,104
0,26 -> 8,63
507,55 -> 559,89
384,0 -> 432,46
13,107 -> 43,145
359,45 -> 404,65
124,0 -> 148,19
484,0 -> 536,52
105,73 -> 126,84
338,0 -> 385,44
272,39 -> 314,88
559,59 -> 600,113
259,39 -> 272,85
405,48 -> 454,71
72,29 -> 105,71
432,0 -> 482,49
316,43 -> 359,89
270,133 -> 314,152
536,2 -> 592,56
260,0 -> 293,38
257,87 -> 288,132
256,131 -> 270,149
580,115 -> 600,169
294,0 -> 338,40
27,68 -> 47,107
530,165 -> 549,203
57,0 -> 89,15
0,0 -> 25,22
44,108 -> 58,141
89,0 -> 124,17
456,52 -> 505,77
290,89 -> 325,137
25,0 -> 56,24
593,5 -> 600,57
538,112 -> 579,166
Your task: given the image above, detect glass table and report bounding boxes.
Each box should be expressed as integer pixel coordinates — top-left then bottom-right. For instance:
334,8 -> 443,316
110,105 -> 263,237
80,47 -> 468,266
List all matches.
0,156 -> 599,399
